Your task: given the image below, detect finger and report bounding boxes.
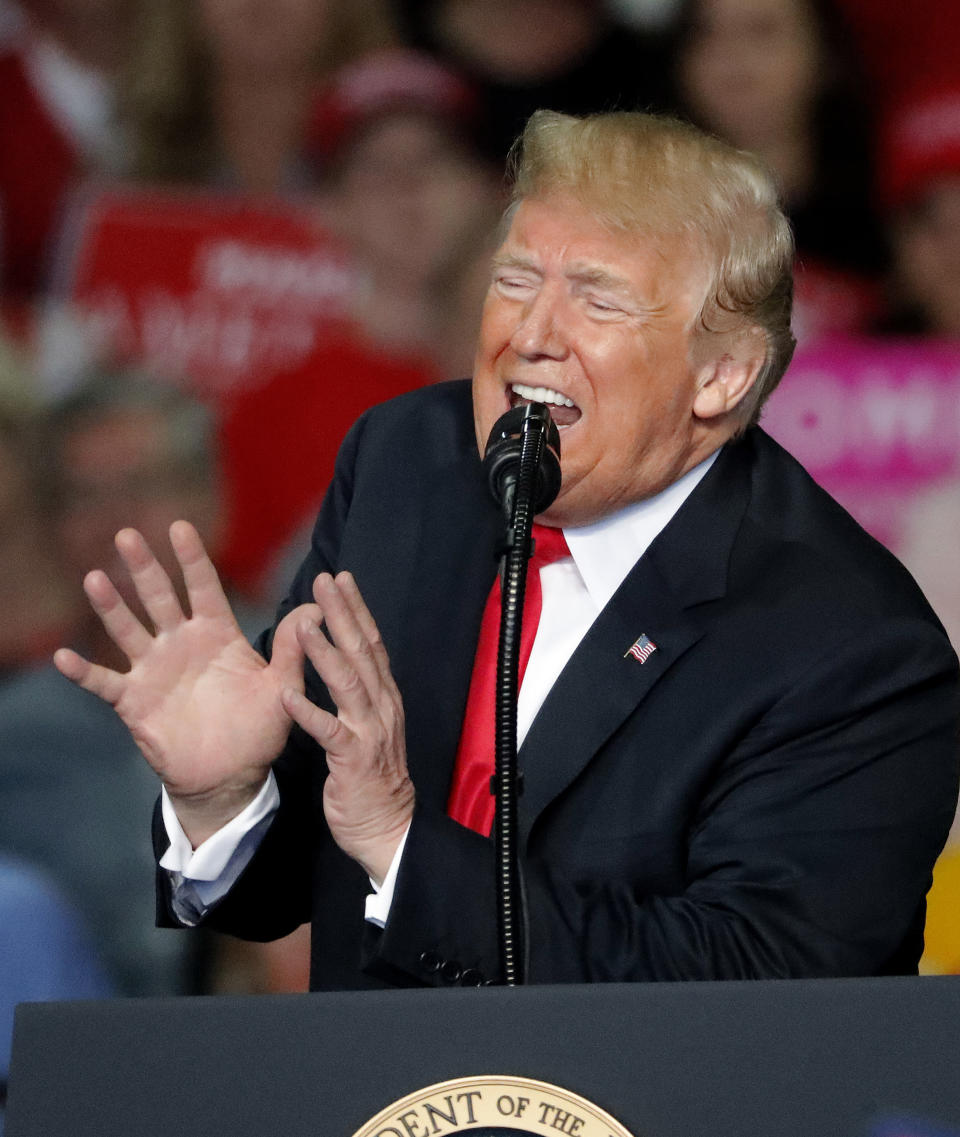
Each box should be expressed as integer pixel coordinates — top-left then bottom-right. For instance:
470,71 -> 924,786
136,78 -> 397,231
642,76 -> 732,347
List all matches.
296,616 -> 376,724
271,602 -> 323,688
115,528 -> 185,632
82,569 -> 154,660
311,574 -> 384,700
169,520 -> 236,623
53,647 -> 126,706
280,686 -> 355,757
334,572 -> 395,690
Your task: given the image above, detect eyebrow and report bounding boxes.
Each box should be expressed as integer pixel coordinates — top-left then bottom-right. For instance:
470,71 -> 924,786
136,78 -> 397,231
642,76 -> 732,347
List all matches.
491,252 -> 542,275
565,264 -> 638,299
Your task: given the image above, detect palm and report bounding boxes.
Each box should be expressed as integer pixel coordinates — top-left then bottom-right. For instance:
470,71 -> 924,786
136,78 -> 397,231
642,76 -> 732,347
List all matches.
115,611 -> 291,798
54,522 -> 313,820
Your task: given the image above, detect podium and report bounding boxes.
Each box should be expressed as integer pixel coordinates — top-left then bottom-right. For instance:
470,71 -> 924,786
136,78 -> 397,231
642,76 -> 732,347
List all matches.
7,977 -> 960,1136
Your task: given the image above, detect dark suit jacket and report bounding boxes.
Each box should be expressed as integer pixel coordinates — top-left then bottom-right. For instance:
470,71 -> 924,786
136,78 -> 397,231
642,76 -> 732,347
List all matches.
160,380 -> 960,990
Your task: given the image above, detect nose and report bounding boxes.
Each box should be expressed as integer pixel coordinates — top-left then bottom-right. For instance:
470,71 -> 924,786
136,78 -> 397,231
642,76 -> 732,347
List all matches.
509,285 -> 568,362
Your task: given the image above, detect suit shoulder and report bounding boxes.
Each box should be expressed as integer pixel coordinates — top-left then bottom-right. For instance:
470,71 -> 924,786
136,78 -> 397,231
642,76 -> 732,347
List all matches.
736,428 -> 947,628
356,378 -> 473,436
339,378 -> 477,478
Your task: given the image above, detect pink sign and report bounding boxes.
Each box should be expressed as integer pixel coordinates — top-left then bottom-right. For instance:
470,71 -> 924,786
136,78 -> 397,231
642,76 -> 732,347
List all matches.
762,338 -> 960,550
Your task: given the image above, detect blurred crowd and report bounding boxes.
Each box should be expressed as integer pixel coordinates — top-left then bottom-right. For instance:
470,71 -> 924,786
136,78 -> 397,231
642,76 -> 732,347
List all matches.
1,0 -> 959,1096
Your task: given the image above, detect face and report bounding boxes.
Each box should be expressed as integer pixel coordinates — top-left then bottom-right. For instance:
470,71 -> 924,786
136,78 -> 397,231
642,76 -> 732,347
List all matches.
893,179 -> 960,336
332,113 -> 498,284
472,195 -> 726,527
678,0 -> 821,150
436,0 -> 597,83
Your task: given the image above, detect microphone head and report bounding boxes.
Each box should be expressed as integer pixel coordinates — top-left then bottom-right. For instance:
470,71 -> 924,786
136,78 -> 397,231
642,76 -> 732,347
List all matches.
482,402 -> 562,514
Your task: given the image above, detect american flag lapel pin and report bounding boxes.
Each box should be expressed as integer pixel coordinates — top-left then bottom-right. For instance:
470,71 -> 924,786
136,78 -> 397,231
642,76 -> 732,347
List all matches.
624,633 -> 658,664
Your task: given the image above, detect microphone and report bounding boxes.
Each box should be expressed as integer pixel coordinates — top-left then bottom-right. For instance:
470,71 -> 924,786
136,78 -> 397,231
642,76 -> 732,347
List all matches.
480,401 -> 561,985
482,402 -> 561,519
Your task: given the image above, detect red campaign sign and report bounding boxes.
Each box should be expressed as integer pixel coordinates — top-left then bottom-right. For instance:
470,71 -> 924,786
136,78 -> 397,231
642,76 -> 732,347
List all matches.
49,183 -> 435,596
53,183 -> 361,395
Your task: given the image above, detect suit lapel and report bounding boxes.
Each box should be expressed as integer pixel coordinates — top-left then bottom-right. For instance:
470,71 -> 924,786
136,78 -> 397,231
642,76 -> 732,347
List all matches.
518,434 -> 755,842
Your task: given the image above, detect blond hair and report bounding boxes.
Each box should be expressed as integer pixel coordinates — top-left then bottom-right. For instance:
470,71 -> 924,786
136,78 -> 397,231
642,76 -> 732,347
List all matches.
507,110 -> 796,421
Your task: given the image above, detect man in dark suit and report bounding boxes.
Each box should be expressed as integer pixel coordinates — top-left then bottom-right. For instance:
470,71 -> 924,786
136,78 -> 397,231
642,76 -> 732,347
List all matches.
55,110 -> 960,989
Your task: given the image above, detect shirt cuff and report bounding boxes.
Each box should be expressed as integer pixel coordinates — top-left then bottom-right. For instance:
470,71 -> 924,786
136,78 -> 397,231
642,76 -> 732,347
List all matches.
364,823 -> 411,928
159,773 -> 280,881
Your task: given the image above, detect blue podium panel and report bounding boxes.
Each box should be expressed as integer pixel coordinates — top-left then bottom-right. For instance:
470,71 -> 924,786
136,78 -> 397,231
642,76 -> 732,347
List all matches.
7,977 -> 960,1137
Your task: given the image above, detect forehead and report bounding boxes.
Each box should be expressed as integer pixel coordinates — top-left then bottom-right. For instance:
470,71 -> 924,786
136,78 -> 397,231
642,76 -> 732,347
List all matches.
498,196 -> 710,309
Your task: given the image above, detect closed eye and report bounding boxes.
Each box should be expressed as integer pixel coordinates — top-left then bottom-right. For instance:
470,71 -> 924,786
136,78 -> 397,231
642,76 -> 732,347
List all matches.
494,274 -> 537,296
583,294 -> 626,317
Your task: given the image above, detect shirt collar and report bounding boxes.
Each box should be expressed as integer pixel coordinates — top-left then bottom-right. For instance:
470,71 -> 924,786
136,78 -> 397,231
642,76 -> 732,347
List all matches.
561,449 -> 719,611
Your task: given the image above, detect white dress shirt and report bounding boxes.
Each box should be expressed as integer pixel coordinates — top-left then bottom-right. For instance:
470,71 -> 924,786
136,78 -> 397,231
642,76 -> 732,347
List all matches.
160,451 -> 718,925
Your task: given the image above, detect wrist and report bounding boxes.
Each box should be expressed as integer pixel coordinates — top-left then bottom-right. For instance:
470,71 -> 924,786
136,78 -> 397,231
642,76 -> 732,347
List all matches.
348,808 -> 414,887
166,778 -> 270,849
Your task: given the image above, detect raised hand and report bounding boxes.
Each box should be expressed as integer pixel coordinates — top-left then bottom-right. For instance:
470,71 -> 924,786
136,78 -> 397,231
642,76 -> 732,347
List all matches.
280,571 -> 414,885
54,521 -> 315,846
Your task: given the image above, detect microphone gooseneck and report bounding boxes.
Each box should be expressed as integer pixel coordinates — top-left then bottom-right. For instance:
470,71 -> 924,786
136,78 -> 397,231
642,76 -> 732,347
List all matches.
481,401 -> 561,986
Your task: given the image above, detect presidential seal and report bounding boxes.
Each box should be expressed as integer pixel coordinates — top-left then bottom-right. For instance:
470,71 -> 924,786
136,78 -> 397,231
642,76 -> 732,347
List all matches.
351,1075 -> 635,1137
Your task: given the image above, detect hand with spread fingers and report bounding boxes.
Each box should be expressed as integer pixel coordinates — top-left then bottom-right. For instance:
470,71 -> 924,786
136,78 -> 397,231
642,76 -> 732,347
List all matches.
53,520 -> 317,847
279,571 -> 415,886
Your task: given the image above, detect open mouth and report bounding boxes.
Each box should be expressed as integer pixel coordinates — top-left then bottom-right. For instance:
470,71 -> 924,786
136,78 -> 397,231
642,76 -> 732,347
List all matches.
509,382 -> 582,428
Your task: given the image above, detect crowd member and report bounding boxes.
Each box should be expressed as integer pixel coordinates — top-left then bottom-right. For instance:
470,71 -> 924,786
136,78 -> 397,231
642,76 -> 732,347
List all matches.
212,49 -> 502,603
308,47 -> 505,364
55,110 -> 959,990
671,0 -> 889,340
874,82 -> 960,337
0,0 -> 132,307
0,371 -> 270,995
853,82 -> 960,668
393,0 -> 672,161
121,0 -> 394,194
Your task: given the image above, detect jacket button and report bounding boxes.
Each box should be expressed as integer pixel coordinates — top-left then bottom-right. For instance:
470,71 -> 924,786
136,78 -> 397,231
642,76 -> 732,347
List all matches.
459,968 -> 483,987
440,960 -> 462,983
419,951 -> 442,974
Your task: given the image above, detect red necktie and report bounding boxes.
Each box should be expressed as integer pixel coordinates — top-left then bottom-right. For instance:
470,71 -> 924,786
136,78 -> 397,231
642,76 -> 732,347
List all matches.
447,523 -> 570,835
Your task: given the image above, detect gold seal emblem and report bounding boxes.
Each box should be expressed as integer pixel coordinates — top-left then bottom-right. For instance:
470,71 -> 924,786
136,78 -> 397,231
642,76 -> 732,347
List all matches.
351,1075 -> 636,1136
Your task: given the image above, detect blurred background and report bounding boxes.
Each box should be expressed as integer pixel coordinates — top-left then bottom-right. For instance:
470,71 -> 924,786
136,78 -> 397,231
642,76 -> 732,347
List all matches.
1,0 -> 959,1104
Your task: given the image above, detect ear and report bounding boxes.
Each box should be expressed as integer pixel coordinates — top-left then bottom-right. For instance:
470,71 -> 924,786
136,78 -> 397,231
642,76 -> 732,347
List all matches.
692,328 -> 767,421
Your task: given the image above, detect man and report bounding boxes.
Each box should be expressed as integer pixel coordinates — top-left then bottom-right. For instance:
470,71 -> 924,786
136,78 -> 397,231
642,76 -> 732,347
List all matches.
55,111 -> 960,989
